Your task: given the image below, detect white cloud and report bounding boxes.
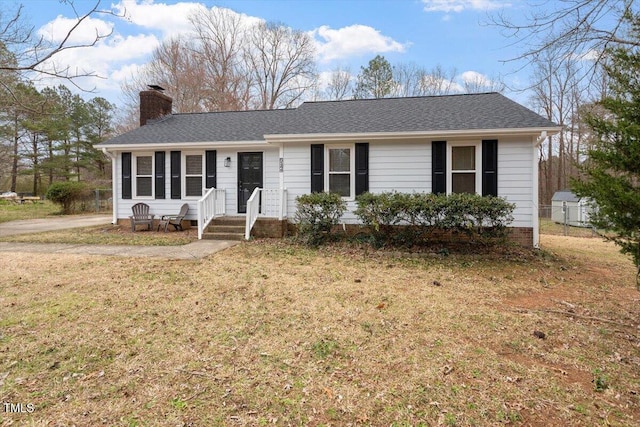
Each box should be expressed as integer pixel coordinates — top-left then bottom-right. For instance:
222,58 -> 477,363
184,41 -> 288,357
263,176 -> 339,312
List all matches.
37,15 -> 114,44
458,70 -> 504,91
422,0 -> 509,13
311,24 -> 406,62
36,33 -> 159,78
571,49 -> 600,61
460,70 -> 489,84
316,69 -> 354,90
112,0 -> 200,37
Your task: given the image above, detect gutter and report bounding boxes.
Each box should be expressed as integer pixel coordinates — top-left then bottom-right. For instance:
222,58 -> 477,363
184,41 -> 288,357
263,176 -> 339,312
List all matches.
95,140 -> 270,151
265,127 -> 564,143
102,148 -> 118,225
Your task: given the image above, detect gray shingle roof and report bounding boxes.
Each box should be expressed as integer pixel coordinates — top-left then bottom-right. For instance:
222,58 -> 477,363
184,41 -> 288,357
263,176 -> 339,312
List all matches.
552,190 -> 582,203
100,92 -> 558,146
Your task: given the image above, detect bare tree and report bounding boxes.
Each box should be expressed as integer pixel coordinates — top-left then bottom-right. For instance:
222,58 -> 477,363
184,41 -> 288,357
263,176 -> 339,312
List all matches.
392,62 -> 427,97
0,1 -> 115,91
491,1 -> 636,85
246,21 -> 317,109
145,36 -> 209,113
461,72 -> 506,93
421,65 -> 459,96
119,10 -> 317,120
324,67 -> 352,100
393,63 -> 465,97
529,46 -> 598,204
119,35 -> 208,129
189,6 -> 253,111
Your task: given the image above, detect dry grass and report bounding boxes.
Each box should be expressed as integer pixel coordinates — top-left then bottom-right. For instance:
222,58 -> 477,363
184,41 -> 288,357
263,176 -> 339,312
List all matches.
0,200 -> 60,223
1,235 -> 639,426
0,224 -> 196,246
539,218 -> 602,238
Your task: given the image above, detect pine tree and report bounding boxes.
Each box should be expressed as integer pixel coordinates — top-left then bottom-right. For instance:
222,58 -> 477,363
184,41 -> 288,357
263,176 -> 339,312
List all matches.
573,13 -> 640,281
354,55 -> 395,99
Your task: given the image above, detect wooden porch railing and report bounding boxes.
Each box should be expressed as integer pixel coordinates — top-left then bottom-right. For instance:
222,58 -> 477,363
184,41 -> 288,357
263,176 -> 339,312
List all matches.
197,187 -> 226,239
245,188 -> 288,240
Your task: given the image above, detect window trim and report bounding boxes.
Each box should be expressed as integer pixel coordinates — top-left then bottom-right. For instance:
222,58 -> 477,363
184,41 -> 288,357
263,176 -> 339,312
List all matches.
182,151 -> 205,199
325,144 -> 355,200
446,141 -> 481,195
133,152 -> 154,199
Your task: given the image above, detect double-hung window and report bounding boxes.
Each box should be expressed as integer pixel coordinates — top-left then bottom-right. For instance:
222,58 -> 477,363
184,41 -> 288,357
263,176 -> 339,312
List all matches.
134,154 -> 153,198
326,146 -> 354,198
448,143 -> 480,194
184,153 -> 204,198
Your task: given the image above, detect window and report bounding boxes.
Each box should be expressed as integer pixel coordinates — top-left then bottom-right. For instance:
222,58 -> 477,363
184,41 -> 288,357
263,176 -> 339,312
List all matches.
184,154 -> 203,197
327,146 -> 354,198
448,143 -> 480,194
134,155 -> 153,198
451,146 -> 476,194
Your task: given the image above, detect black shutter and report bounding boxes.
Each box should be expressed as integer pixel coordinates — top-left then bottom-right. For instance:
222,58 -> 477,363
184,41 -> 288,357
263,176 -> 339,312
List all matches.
171,151 -> 181,199
205,150 -> 217,189
154,151 -> 165,199
355,143 -> 369,195
311,144 -> 324,193
432,141 -> 446,194
482,139 -> 498,196
122,152 -> 132,199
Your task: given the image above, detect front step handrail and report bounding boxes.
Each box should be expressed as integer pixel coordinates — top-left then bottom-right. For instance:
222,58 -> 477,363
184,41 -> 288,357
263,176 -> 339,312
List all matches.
245,187 -> 261,240
198,187 -> 226,239
244,187 -> 288,240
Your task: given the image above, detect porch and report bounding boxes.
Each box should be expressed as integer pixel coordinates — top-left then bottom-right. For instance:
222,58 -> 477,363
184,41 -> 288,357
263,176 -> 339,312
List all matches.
196,187 -> 288,240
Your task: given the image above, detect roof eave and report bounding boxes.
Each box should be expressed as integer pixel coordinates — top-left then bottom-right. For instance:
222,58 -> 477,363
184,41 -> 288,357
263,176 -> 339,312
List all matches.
264,127 -> 563,143
95,140 -> 270,151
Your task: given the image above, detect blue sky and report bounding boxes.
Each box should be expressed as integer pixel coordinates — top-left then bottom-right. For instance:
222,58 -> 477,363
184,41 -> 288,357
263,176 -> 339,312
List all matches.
18,0 -> 537,108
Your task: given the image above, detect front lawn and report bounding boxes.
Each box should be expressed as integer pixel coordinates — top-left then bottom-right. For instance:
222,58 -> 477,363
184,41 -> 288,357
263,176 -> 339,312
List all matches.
0,224 -> 196,246
0,236 -> 638,426
0,199 -> 61,223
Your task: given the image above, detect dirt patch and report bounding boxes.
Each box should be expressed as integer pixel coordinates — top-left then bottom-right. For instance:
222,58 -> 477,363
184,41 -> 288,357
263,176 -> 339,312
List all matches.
500,351 -> 593,392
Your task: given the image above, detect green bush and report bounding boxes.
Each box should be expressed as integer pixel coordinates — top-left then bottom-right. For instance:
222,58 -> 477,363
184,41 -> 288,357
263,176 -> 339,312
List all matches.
354,192 -> 515,246
295,192 -> 347,246
45,181 -> 89,214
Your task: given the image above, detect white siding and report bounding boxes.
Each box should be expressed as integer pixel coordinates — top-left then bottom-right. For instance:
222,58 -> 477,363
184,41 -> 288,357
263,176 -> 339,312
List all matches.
282,141 -> 430,223
113,137 -> 535,230
497,138 -> 535,228
115,147 -> 280,219
282,137 -> 534,228
282,142 -> 311,219
369,141 -> 431,193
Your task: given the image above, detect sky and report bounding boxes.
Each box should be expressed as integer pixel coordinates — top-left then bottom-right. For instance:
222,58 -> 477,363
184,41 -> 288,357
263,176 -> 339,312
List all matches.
15,0 -> 542,109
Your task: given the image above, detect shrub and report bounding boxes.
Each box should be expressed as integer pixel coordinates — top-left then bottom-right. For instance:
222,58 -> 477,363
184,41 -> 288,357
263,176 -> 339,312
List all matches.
295,192 -> 347,246
46,181 -> 89,214
354,192 -> 515,246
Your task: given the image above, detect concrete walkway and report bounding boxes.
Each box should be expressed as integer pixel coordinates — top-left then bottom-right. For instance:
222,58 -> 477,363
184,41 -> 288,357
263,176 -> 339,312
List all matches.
0,215 -> 239,260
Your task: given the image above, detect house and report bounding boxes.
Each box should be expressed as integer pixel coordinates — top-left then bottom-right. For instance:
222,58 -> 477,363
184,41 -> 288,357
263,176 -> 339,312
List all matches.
551,190 -> 594,227
96,88 -> 561,247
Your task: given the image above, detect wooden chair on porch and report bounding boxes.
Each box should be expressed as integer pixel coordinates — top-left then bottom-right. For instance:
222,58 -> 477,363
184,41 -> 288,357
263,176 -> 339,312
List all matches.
157,203 -> 189,232
130,202 -> 154,232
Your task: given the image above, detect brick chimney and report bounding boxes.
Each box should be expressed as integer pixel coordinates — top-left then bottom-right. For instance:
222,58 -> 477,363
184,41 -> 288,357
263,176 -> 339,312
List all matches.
139,85 -> 172,126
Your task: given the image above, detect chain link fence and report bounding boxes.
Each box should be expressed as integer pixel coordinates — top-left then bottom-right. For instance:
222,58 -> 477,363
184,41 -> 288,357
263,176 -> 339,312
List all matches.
82,188 -> 113,213
539,204 -> 599,237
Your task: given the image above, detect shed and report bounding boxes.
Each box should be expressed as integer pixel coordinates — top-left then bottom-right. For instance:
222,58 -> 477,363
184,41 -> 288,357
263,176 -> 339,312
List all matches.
551,190 -> 593,227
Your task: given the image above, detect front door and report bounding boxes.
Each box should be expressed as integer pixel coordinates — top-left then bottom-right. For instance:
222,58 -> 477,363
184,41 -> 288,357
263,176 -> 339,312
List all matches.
238,152 -> 263,214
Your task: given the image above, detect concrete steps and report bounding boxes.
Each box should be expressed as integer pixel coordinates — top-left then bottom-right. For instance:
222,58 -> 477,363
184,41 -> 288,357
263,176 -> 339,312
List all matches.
203,217 -> 245,241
